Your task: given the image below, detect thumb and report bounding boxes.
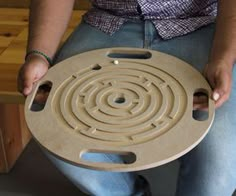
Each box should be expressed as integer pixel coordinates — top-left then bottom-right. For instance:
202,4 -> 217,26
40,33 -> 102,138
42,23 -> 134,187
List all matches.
23,73 -> 36,96
212,72 -> 230,107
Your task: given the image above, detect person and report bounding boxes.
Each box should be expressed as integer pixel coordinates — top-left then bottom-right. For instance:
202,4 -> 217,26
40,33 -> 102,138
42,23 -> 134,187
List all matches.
17,0 -> 236,195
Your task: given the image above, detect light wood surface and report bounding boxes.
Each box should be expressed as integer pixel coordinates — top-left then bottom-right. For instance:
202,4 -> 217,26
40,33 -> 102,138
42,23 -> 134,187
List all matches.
0,8 -> 86,104
0,0 -> 91,10
0,104 -> 31,172
0,8 -> 86,173
25,48 -> 215,171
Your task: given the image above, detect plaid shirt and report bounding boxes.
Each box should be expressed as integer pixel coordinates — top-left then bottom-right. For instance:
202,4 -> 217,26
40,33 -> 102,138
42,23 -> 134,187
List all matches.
83,0 -> 217,39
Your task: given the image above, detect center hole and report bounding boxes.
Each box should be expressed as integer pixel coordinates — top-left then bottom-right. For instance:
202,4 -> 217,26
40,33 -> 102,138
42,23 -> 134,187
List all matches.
115,97 -> 125,104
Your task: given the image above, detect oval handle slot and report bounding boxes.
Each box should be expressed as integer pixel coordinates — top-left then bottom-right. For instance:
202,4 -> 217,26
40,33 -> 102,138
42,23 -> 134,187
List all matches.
107,49 -> 152,59
192,89 -> 209,121
80,150 -> 136,165
30,81 -> 52,112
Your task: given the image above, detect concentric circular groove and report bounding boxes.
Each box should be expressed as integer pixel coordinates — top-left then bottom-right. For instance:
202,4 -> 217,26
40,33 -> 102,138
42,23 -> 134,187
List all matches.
54,64 -> 186,145
25,48 -> 215,171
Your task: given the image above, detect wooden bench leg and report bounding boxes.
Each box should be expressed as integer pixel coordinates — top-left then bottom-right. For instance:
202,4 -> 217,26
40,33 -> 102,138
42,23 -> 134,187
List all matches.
0,104 -> 31,173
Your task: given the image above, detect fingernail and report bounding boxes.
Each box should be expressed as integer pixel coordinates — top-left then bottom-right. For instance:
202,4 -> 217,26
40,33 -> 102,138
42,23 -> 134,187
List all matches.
213,92 -> 220,101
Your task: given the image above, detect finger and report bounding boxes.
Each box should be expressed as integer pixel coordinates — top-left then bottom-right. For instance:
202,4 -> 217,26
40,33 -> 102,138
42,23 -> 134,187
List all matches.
33,84 -> 51,104
193,94 -> 208,103
214,91 -> 230,108
213,73 -> 231,108
193,103 -> 209,111
193,96 -> 209,111
34,90 -> 49,104
17,74 -> 29,98
22,73 -> 37,96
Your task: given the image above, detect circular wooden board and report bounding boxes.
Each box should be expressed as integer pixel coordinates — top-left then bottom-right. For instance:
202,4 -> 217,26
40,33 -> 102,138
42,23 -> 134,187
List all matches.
25,48 -> 215,171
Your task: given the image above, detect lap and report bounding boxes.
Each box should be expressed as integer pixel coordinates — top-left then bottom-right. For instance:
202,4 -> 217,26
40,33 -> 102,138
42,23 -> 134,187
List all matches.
55,19 -> 236,162
53,20 -> 236,194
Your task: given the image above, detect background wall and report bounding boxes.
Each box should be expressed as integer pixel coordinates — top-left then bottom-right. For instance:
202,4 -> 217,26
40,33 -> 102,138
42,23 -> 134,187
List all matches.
0,0 -> 91,10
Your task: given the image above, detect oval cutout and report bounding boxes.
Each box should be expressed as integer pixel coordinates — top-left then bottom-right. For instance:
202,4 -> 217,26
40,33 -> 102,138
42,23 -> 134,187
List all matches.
30,81 -> 52,112
108,50 -> 152,59
81,150 -> 136,165
192,89 -> 209,121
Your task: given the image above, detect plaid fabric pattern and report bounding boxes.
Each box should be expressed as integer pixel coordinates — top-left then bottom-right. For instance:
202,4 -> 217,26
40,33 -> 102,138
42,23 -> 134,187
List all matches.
83,0 -> 217,40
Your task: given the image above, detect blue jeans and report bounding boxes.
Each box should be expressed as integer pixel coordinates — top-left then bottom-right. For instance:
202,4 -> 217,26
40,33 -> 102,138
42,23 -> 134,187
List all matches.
43,20 -> 236,196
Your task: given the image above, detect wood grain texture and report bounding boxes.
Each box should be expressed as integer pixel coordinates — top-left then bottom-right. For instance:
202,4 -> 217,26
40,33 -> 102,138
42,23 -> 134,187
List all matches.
0,8 -> 86,104
19,104 -> 31,147
0,128 -> 8,172
0,8 -> 86,172
0,104 -> 23,172
0,104 -> 31,173
0,0 -> 91,10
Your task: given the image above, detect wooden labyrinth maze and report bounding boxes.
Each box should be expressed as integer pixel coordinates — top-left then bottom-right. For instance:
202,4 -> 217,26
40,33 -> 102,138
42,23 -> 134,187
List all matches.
25,48 -> 215,171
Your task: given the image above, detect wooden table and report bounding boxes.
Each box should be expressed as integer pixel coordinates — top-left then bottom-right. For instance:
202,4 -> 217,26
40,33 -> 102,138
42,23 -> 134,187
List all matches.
0,8 -> 86,172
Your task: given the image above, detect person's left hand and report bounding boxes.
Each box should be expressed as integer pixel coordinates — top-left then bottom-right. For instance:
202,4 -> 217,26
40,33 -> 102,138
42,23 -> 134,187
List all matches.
203,59 -> 233,108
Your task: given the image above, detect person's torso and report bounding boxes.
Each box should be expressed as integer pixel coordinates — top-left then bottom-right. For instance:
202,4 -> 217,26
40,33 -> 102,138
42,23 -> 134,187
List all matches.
84,0 -> 217,39
90,0 -> 217,19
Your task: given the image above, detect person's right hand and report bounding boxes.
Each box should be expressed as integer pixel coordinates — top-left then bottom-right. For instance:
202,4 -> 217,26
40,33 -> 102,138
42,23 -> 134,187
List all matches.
17,54 -> 50,96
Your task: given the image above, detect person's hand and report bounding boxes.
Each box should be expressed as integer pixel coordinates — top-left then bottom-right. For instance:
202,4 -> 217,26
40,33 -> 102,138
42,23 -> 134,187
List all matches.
193,92 -> 209,111
203,59 -> 233,108
17,54 -> 49,97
